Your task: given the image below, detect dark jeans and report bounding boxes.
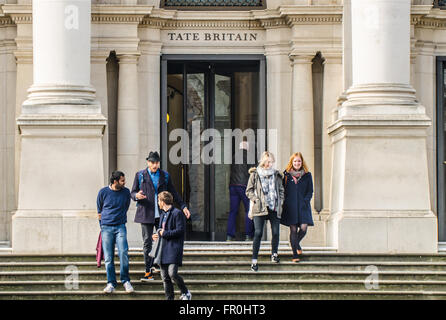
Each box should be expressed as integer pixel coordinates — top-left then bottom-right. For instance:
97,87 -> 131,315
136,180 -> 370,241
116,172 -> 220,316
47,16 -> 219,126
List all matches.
160,264 -> 189,300
227,185 -> 254,238
141,218 -> 160,273
252,208 -> 280,260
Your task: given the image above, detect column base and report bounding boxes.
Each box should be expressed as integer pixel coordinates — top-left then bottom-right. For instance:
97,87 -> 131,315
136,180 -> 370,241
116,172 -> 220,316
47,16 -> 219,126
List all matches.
327,102 -> 436,253
12,210 -> 100,254
14,109 -> 106,254
277,211 -> 328,247
327,210 -> 438,253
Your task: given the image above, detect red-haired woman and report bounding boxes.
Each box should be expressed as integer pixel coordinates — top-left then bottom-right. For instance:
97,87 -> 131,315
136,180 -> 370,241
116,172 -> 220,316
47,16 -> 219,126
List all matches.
280,152 -> 313,262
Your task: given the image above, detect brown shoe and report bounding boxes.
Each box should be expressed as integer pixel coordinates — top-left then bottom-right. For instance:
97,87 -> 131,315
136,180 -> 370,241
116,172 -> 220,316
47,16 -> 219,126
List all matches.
292,258 -> 300,263
297,250 -> 302,255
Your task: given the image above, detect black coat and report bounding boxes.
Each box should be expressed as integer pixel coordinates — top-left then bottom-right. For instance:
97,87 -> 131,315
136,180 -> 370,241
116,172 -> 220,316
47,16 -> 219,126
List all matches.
280,171 -> 314,226
131,169 -> 186,224
158,207 -> 186,266
229,149 -> 255,186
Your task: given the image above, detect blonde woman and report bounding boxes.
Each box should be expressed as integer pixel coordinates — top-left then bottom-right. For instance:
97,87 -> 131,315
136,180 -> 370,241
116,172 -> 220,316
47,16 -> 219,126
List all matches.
245,151 -> 284,272
280,152 -> 313,262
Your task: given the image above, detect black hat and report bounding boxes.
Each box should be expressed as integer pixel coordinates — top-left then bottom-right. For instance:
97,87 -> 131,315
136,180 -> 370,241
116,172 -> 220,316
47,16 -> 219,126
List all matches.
146,151 -> 161,162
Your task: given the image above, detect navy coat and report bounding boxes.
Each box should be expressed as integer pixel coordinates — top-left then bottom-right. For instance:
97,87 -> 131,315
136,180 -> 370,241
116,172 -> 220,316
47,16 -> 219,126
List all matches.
158,207 -> 186,266
131,169 -> 186,224
280,171 -> 314,226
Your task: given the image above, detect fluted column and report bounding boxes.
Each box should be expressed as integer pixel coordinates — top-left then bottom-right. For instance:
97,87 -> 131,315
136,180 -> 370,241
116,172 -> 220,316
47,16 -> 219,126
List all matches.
13,0 -> 106,254
289,54 -> 315,173
327,0 -> 436,253
117,53 -> 140,180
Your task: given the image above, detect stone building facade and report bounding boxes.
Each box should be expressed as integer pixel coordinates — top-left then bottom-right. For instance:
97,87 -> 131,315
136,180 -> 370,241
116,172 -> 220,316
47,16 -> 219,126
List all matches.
0,0 -> 445,254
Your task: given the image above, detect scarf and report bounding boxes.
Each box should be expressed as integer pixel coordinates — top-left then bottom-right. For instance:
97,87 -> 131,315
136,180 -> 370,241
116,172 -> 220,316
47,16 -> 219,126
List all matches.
257,166 -> 278,210
288,169 -> 305,184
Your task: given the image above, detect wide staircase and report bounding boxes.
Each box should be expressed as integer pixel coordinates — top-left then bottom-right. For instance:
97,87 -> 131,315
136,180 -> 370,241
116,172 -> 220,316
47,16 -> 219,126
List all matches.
0,241 -> 446,300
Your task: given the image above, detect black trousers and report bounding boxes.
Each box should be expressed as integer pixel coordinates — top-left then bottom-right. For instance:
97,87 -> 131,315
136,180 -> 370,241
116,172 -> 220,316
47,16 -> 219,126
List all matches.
141,218 -> 159,273
160,264 -> 189,300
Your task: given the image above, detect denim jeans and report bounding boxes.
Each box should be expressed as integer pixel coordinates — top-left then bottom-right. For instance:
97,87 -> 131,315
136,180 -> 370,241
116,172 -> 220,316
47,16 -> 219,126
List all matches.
101,224 -> 130,287
252,208 -> 280,260
160,264 -> 189,300
226,185 -> 254,238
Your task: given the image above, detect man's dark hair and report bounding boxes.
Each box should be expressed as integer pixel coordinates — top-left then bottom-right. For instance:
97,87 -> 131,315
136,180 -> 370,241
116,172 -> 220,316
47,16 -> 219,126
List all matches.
110,171 -> 125,184
158,191 -> 173,205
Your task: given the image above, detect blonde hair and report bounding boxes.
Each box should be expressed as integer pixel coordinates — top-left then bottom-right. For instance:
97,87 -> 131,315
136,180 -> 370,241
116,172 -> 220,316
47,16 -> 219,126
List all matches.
258,151 -> 275,168
285,152 -> 309,173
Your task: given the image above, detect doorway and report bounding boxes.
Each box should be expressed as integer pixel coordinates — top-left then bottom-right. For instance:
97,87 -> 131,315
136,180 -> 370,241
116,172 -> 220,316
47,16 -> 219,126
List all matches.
161,55 -> 266,240
437,57 -> 446,241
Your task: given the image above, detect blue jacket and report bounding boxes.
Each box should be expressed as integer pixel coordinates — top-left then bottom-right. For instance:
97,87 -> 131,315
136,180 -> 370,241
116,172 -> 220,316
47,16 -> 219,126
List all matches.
280,171 -> 314,226
131,169 -> 186,224
158,206 -> 186,266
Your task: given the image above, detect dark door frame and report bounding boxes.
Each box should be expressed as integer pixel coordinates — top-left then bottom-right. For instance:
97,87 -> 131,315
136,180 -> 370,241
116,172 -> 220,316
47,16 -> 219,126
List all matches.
437,56 -> 446,241
160,54 -> 267,240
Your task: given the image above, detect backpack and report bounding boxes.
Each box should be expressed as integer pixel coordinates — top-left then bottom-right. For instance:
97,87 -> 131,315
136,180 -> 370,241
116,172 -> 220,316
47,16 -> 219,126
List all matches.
139,170 -> 169,190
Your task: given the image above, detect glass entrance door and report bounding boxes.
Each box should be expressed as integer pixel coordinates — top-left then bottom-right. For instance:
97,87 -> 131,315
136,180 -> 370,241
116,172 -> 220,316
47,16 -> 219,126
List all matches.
437,57 -> 446,241
162,57 -> 265,241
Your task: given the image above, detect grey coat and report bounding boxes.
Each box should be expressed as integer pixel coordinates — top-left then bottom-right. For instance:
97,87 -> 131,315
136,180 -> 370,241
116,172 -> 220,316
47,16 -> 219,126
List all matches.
245,167 -> 284,218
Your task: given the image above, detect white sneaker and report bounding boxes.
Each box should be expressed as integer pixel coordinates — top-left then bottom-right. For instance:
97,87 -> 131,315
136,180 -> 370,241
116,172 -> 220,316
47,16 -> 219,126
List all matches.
180,291 -> 192,300
103,283 -> 115,294
123,281 -> 134,293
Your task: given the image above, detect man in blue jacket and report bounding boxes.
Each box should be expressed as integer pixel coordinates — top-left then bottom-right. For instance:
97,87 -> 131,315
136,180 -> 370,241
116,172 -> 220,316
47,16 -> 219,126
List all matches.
152,191 -> 191,300
131,151 -> 190,281
97,171 -> 134,294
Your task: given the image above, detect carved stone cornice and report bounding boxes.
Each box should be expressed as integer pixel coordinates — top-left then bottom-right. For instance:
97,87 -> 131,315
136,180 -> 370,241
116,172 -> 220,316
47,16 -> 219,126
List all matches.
279,5 -> 343,26
92,14 -> 145,24
140,18 -> 168,28
259,18 -> 287,29
285,15 -> 342,25
0,16 -> 14,26
141,17 -> 263,30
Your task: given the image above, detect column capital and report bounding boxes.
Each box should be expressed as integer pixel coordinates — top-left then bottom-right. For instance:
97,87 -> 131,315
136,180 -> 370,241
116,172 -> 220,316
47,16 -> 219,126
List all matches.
288,53 -> 315,65
321,52 -> 342,65
91,51 -> 111,65
116,52 -> 141,64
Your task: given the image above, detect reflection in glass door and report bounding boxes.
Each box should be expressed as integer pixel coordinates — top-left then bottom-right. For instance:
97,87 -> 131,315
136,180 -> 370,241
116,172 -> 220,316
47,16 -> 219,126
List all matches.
163,57 -> 265,241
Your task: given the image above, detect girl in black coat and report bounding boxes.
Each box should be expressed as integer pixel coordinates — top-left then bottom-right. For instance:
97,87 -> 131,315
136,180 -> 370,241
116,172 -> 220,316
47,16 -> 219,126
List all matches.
280,152 -> 314,262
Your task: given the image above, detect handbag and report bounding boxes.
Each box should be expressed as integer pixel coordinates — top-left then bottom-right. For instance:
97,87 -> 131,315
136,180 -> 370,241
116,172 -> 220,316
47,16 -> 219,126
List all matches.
247,173 -> 257,220
149,234 -> 161,258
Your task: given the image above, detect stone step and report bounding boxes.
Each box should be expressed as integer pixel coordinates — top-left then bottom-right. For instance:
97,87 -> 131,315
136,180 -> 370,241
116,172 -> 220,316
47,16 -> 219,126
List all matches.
1,260 -> 446,272
1,279 -> 446,292
1,289 -> 446,300
2,252 -> 446,262
1,269 -> 445,282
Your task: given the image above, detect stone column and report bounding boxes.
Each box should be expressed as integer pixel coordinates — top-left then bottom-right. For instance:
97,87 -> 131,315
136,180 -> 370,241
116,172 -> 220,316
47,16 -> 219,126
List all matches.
264,39 -> 292,169
116,53 -> 140,248
327,0 -> 437,253
263,26 -> 293,242
289,54 -> 315,174
91,52 -> 110,184
313,52 -> 343,247
12,0 -> 106,253
116,53 -> 140,184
